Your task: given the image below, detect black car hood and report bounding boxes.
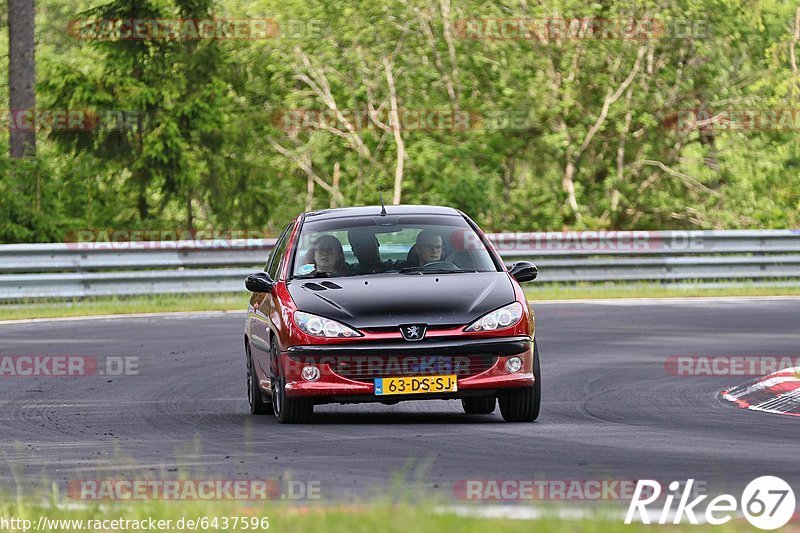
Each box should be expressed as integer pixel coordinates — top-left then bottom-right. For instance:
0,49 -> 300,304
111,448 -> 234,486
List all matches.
287,272 -> 515,329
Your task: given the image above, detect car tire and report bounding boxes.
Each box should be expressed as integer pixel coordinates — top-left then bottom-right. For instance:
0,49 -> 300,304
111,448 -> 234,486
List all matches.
499,339 -> 541,422
270,338 -> 313,424
247,342 -> 273,415
461,397 -> 496,414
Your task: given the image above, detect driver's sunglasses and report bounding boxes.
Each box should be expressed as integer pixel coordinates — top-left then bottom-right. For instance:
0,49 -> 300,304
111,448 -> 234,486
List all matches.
315,246 -> 337,255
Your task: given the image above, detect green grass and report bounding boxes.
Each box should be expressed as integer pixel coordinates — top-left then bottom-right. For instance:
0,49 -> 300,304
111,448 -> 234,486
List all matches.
525,282 -> 800,301
0,293 -> 248,321
0,283 -> 798,321
0,498 -> 760,532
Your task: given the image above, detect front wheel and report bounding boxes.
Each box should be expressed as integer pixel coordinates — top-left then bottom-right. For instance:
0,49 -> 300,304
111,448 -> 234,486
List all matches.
270,338 -> 313,424
499,340 -> 541,422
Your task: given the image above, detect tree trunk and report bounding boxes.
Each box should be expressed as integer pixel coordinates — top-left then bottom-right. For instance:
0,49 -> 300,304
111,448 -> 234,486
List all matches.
384,57 -> 405,205
186,188 -> 194,234
8,0 -> 36,158
331,162 -> 340,208
563,159 -> 579,215
306,172 -> 315,211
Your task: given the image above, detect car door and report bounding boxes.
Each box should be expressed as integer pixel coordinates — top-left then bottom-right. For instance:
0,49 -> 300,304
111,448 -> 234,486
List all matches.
249,220 -> 295,379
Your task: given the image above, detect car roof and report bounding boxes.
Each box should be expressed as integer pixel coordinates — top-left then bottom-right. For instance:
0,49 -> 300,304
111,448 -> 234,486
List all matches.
303,205 -> 462,221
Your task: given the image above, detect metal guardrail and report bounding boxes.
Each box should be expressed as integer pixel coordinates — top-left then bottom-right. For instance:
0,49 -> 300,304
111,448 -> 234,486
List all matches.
1,230 -> 799,299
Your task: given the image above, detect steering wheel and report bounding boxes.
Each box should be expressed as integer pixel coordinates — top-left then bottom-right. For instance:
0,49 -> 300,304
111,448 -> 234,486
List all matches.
419,260 -> 460,271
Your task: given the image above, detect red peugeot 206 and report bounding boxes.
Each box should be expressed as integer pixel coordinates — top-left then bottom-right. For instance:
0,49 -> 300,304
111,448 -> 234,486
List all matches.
244,205 -> 540,423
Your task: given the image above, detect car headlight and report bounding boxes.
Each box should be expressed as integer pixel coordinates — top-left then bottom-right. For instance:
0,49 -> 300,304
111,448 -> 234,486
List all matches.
293,311 -> 362,338
464,302 -> 524,332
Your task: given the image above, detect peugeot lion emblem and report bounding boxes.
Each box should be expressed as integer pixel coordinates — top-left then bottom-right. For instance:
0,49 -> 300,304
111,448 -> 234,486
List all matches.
400,324 -> 427,341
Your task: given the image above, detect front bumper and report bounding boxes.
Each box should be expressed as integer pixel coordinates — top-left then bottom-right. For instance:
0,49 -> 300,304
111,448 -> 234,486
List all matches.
286,335 -> 530,357
280,336 -> 535,403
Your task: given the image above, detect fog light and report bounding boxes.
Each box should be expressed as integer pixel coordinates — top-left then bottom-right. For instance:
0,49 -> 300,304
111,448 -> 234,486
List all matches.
505,356 -> 523,373
301,366 -> 320,381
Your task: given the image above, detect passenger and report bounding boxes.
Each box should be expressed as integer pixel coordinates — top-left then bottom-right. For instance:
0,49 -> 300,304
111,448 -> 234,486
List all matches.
308,235 -> 348,275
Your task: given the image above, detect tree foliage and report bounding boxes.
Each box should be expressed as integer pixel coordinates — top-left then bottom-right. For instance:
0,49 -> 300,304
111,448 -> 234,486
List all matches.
1,0 -> 799,242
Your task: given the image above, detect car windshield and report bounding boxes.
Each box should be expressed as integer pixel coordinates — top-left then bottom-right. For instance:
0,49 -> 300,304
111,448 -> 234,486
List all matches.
290,214 -> 499,278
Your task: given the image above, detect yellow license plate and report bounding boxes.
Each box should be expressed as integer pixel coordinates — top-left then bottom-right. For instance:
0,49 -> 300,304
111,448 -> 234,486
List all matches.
374,375 -> 457,396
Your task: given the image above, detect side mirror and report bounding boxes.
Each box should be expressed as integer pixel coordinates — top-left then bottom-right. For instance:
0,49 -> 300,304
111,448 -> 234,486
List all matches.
509,261 -> 537,283
245,271 -> 275,293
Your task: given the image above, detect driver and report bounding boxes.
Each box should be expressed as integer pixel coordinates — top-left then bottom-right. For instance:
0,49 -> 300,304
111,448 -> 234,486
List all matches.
413,230 -> 443,265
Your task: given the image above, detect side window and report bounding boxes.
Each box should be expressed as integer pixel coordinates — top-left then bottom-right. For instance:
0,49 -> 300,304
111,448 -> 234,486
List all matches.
266,222 -> 294,279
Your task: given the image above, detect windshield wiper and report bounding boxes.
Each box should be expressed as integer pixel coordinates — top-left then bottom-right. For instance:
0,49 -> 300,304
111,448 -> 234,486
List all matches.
397,267 -> 473,275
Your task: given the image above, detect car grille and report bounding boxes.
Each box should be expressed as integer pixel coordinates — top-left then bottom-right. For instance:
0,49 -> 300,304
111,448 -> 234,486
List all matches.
330,355 -> 498,382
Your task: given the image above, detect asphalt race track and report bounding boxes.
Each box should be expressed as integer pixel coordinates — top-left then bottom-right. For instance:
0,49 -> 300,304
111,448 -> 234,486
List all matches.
1,298 -> 799,503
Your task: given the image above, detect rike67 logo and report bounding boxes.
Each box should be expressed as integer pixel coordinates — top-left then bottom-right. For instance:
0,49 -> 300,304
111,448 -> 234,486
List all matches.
625,477 -> 796,529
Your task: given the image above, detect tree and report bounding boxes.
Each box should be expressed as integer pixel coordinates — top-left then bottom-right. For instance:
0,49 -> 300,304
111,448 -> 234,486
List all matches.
44,0 -> 234,231
3,0 -> 800,243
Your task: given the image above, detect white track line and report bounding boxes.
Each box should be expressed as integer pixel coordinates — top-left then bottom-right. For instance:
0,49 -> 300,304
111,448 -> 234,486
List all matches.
434,504 -> 721,524
532,295 -> 800,305
0,310 -> 238,325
